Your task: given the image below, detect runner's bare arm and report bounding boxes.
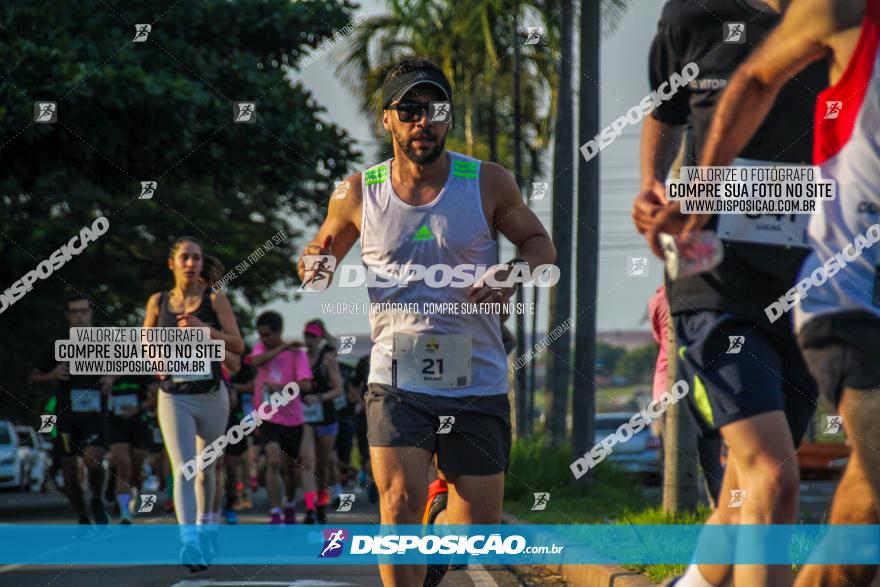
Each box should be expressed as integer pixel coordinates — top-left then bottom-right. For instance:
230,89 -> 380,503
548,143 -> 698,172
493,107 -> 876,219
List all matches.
296,173 -> 363,282
700,0 -> 863,167
143,292 -> 161,328
223,350 -> 241,375
208,291 -> 245,355
633,116 -> 685,235
482,162 -> 556,268
320,352 -> 344,401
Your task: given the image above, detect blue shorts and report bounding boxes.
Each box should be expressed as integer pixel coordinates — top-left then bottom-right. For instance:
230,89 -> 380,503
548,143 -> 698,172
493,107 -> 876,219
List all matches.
313,422 -> 339,437
674,311 -> 817,443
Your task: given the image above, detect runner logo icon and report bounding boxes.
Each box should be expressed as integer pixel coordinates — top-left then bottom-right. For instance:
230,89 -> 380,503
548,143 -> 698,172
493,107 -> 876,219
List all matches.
824,101 -> 843,119
133,24 -> 151,42
824,415 -> 843,434
628,256 -> 648,277
531,492 -> 550,511
729,489 -> 747,508
38,415 -> 56,433
299,255 -> 337,292
137,494 -> 157,513
726,336 -> 745,354
429,102 -> 451,123
531,182 -> 548,200
233,102 -> 256,123
437,416 -> 455,434
337,494 -> 355,512
525,27 -> 543,45
333,181 -> 350,200
338,336 -> 356,354
319,529 -> 348,558
723,22 -> 745,43
139,181 -> 157,200
34,102 -> 57,123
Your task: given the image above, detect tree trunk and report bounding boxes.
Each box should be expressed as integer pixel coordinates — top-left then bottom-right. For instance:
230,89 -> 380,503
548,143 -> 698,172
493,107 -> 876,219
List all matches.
513,0 -> 529,438
572,0 -> 599,483
544,0 -> 574,447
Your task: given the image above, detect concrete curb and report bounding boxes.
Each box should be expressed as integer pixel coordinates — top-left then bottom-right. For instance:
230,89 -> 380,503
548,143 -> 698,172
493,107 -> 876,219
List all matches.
501,513 -> 658,587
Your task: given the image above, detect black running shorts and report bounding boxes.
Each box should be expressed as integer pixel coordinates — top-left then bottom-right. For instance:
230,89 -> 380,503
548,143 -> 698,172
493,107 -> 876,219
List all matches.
798,310 -> 880,406
260,421 -> 304,460
365,383 -> 511,476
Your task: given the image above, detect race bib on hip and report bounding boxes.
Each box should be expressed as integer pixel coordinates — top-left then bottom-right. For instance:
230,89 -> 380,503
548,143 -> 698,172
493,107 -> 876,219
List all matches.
171,373 -> 214,384
333,393 -> 347,411
302,400 -> 325,423
71,388 -> 101,413
391,333 -> 472,389
241,393 -> 254,414
112,393 -> 138,416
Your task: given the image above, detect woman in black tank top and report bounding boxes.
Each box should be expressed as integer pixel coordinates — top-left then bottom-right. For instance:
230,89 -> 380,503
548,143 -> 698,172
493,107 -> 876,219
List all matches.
301,319 -> 344,524
142,236 -> 244,570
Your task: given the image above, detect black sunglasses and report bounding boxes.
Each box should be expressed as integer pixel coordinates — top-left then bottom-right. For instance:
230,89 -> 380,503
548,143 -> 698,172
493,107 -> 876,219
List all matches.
386,101 -> 452,123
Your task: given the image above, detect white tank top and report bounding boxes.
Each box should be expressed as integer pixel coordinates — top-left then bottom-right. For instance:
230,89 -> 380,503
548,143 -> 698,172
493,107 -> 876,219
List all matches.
360,151 -> 509,397
796,2 -> 880,331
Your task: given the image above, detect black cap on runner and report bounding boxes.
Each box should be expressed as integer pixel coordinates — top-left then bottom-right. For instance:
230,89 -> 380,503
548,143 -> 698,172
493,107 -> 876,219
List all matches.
382,68 -> 452,108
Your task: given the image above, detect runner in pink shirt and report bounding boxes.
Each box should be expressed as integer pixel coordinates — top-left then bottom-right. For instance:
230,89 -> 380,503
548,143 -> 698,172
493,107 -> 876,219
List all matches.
648,286 -> 670,407
245,311 -> 312,524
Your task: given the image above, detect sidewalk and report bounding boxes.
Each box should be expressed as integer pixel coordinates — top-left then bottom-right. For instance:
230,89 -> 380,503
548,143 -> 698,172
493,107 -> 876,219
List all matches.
502,513 -> 657,587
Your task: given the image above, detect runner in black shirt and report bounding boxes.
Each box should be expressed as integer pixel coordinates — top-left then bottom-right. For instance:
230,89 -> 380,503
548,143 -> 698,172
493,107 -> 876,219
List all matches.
302,319 -> 343,524
631,2 -> 824,586
30,295 -> 111,524
108,374 -> 156,523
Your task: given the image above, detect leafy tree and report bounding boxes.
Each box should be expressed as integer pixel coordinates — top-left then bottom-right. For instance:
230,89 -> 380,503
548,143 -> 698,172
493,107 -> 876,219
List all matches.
595,342 -> 626,377
0,0 -> 360,421
614,343 -> 659,385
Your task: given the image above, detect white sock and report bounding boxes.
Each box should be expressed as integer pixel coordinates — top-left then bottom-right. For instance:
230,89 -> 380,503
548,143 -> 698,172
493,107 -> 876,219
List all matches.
678,564 -> 716,587
196,512 -> 211,526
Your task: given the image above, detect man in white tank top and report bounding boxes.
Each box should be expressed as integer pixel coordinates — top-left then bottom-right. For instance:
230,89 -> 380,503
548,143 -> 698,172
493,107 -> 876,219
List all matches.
297,59 -> 556,587
692,2 -> 878,585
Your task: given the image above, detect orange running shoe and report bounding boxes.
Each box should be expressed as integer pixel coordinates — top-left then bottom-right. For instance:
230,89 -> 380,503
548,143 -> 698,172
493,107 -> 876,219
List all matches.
423,479 -> 449,587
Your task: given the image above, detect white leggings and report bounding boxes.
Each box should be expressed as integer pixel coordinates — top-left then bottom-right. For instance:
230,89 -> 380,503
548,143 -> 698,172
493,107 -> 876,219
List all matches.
158,383 -> 229,527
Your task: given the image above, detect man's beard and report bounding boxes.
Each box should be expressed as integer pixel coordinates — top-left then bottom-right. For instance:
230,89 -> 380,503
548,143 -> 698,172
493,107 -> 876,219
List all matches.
394,129 -> 446,165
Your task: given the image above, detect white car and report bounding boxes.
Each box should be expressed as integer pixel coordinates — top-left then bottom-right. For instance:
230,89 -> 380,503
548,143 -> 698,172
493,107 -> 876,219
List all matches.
15,425 -> 50,492
0,420 -> 24,490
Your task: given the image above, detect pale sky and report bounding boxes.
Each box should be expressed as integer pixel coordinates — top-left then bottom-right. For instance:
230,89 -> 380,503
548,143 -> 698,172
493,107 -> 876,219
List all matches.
264,0 -> 668,340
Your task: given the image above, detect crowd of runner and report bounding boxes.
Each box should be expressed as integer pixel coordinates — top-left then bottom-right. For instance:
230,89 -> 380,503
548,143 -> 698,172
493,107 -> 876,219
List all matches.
31,293 -> 374,531
17,1 -> 880,583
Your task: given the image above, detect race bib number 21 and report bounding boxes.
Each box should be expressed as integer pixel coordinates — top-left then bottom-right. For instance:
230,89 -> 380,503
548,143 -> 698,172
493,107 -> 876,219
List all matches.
391,333 -> 471,389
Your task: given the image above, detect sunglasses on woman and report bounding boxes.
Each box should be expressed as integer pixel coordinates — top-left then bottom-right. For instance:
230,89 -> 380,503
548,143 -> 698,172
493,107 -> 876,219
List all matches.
386,101 -> 452,123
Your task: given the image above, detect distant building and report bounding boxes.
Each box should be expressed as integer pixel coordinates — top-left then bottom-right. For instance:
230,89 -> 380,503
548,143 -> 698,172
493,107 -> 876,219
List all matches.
598,330 -> 653,351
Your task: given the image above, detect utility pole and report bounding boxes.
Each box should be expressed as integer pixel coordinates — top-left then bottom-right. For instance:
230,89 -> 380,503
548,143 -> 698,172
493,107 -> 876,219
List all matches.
662,131 -> 698,512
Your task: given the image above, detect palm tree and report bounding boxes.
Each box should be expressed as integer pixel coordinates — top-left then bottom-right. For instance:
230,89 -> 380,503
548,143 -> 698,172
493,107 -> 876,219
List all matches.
571,0 -> 630,474
543,0 -> 574,447
545,0 -> 629,447
335,0 -> 556,176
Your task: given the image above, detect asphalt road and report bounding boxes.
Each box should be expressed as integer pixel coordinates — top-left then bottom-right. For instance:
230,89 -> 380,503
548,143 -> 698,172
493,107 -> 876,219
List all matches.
0,487 -> 566,587
0,477 -> 842,587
